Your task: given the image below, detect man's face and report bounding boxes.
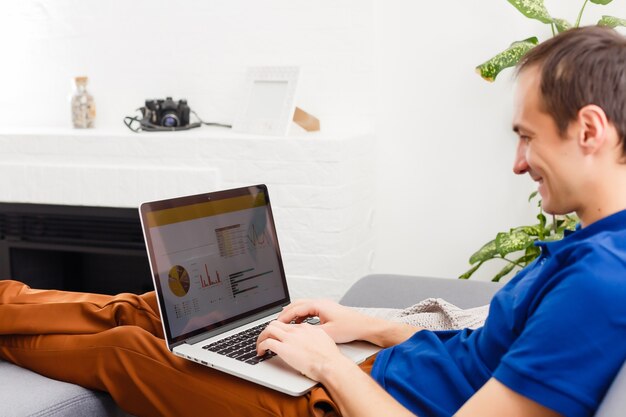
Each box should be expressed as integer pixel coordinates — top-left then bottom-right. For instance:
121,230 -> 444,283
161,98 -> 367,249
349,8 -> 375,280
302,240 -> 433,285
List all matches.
512,66 -> 584,216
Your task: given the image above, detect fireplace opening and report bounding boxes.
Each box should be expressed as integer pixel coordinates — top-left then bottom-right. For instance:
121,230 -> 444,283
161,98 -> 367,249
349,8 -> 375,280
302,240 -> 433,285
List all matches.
0,203 -> 153,295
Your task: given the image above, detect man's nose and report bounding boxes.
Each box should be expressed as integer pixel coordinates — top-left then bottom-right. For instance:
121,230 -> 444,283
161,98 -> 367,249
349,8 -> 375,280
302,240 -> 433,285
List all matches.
513,140 -> 529,175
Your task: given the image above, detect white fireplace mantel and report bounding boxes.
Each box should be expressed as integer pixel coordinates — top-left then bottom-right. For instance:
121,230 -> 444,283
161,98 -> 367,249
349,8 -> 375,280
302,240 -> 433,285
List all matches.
0,127 -> 376,299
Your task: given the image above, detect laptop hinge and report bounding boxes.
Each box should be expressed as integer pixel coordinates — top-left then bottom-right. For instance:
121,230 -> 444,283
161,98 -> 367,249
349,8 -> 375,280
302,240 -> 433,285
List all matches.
183,305 -> 285,346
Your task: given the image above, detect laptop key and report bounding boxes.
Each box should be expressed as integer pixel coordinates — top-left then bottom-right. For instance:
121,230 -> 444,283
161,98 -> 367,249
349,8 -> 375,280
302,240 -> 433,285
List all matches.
226,349 -> 245,358
244,350 -> 277,365
237,352 -> 258,362
203,321 -> 274,362
303,317 -> 321,325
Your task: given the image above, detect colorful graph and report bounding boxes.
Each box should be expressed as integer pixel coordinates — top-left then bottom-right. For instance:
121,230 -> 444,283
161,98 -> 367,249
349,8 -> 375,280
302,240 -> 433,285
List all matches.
247,223 -> 267,247
200,264 -> 222,288
168,265 -> 190,297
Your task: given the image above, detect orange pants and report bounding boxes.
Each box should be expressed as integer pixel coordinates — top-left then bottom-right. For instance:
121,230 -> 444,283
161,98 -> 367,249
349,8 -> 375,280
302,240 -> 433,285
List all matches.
0,280 -> 374,417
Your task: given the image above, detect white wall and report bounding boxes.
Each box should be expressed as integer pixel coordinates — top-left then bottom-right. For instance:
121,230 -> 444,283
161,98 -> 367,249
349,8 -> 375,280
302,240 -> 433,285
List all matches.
371,0 -> 625,280
1,0 -> 624,286
0,0 -> 376,133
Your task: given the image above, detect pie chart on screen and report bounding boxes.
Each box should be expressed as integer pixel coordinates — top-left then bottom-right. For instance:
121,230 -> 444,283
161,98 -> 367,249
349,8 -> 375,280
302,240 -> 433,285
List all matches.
168,265 -> 190,297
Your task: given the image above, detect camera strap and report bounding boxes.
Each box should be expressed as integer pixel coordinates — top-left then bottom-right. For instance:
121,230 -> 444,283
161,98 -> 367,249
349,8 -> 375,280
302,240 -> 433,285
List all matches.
124,108 -> 230,133
142,121 -> 202,131
123,115 -> 197,132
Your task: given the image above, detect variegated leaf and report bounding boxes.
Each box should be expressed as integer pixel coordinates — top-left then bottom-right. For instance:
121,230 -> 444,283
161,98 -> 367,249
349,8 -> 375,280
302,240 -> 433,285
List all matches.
598,15 -> 626,28
542,232 -> 564,242
493,262 -> 516,282
507,0 -> 553,24
525,245 -> 541,262
476,37 -> 539,81
559,215 -> 580,232
552,18 -> 572,33
537,212 -> 547,229
469,239 -> 497,264
512,225 -> 542,236
495,231 -> 534,257
459,261 -> 484,280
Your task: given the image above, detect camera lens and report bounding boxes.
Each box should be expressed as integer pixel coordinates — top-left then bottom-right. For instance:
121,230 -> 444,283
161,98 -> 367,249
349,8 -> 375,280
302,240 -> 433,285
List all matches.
161,112 -> 180,127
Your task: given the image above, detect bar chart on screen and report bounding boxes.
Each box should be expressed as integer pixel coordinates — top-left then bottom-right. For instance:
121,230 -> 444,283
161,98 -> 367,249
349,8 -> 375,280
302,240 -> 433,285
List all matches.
185,259 -> 232,306
200,264 -> 222,288
228,268 -> 274,298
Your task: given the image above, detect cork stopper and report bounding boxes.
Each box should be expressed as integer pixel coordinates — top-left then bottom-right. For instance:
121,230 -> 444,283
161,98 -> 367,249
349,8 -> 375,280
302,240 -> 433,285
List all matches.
74,76 -> 88,85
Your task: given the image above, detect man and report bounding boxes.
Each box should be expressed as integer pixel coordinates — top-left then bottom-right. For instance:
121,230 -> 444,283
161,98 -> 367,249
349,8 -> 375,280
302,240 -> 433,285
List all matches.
1,26 -> 625,417
256,25 -> 626,416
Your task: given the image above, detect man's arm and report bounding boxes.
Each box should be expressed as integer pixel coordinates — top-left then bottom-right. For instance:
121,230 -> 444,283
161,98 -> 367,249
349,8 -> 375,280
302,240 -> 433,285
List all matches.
325,363 -> 563,417
257,300 -> 563,417
258,320 -> 561,417
455,378 -> 561,417
317,353 -> 415,417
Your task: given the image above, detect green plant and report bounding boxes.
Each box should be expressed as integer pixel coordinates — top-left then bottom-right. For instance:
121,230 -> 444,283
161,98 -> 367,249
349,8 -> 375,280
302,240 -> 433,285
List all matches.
476,0 -> 626,82
461,0 -> 623,281
460,193 -> 579,281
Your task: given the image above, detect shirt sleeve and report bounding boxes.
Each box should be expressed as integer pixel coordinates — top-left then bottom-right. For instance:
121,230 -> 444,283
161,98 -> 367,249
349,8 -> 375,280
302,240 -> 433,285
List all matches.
493,255 -> 626,417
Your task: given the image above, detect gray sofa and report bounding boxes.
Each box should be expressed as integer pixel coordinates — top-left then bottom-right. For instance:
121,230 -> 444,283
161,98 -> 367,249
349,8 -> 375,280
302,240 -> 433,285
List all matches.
1,274 -> 624,416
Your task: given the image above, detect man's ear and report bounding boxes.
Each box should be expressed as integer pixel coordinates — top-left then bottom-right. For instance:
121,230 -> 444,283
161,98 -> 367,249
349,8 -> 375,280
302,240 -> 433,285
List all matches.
576,104 -> 609,154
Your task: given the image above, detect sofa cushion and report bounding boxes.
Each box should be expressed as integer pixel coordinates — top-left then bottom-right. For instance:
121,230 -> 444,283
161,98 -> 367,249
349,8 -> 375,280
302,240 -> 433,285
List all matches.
595,360 -> 626,417
340,274 -> 503,309
0,360 -> 129,417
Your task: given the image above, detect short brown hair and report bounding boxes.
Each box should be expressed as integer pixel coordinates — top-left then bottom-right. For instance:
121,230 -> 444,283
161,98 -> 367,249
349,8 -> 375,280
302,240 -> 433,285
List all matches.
516,26 -> 626,156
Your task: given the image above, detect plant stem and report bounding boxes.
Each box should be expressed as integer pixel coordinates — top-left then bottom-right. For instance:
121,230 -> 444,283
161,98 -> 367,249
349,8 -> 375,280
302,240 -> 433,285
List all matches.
575,0 -> 589,28
500,256 -> 524,268
551,22 -> 556,37
538,203 -> 546,240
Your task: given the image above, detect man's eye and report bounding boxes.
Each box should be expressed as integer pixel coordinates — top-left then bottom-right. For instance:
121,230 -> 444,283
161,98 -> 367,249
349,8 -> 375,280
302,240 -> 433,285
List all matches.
520,135 -> 531,142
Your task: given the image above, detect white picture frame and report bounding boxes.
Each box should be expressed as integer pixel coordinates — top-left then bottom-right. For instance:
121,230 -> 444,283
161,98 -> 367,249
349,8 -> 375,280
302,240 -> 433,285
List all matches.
233,66 -> 300,136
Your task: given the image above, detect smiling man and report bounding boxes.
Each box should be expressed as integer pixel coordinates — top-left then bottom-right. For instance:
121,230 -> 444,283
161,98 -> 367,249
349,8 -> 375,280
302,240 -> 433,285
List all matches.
257,26 -> 626,417
512,33 -> 626,225
0,26 -> 625,417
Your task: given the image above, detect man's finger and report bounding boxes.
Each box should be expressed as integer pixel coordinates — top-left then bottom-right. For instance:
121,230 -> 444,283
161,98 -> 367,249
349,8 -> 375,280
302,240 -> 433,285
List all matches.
277,303 -> 320,323
257,321 -> 290,348
256,337 -> 283,357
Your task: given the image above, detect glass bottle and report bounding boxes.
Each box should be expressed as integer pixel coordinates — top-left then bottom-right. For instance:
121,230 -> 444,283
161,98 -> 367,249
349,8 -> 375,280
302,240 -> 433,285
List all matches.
71,76 -> 96,128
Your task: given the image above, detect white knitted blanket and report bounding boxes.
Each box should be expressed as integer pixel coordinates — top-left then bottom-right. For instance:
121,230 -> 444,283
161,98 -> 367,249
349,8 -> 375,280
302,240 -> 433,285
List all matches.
356,298 -> 489,331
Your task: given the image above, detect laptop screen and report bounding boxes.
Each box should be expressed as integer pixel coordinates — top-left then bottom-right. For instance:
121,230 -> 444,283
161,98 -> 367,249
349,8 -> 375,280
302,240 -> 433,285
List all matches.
140,185 -> 289,345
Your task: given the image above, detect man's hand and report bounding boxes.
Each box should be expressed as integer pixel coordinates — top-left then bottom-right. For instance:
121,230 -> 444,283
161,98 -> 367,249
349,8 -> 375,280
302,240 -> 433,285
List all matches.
256,318 -> 416,417
256,320 -> 346,381
275,299 -> 375,344
273,299 -> 421,347
256,314 -> 417,417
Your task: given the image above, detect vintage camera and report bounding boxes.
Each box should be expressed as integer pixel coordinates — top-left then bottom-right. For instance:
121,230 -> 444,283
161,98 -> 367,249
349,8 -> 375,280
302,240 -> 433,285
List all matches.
144,97 -> 191,128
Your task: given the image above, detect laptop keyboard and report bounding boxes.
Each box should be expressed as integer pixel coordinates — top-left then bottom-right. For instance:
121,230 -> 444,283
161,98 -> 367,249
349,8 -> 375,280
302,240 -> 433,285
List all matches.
202,317 -> 321,365
202,321 -> 276,365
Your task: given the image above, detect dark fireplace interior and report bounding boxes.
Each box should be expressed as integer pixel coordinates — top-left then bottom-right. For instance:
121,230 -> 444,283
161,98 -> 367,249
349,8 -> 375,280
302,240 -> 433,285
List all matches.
0,203 -> 153,295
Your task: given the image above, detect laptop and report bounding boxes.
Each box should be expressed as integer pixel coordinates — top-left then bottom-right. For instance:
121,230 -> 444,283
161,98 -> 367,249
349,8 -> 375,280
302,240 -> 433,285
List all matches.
139,184 -> 380,396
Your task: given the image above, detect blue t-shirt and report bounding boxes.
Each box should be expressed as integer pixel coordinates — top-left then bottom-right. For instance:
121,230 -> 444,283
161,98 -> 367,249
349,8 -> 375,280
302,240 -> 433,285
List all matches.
371,209 -> 626,417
